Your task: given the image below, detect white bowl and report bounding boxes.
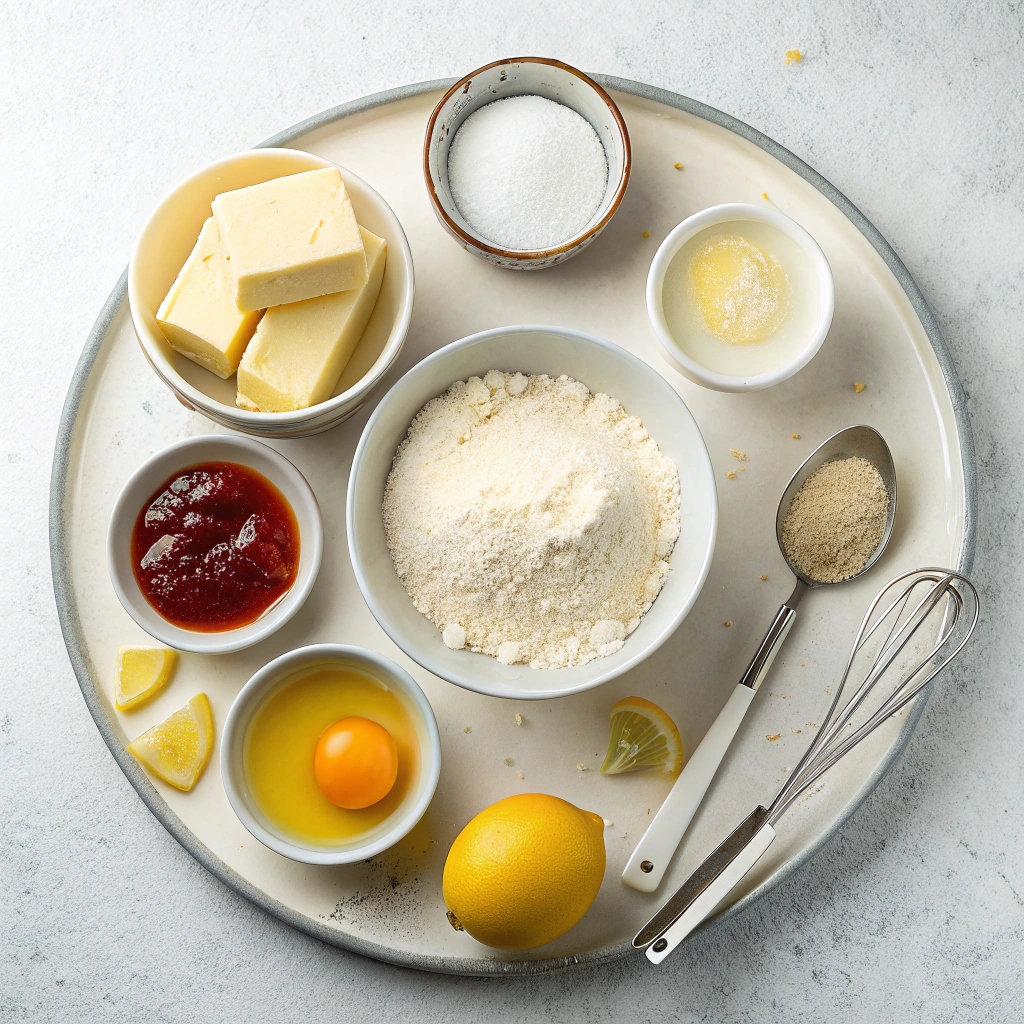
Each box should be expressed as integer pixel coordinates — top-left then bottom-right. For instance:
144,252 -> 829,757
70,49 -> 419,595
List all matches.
646,203 -> 835,393
106,435 -> 323,654
128,149 -> 415,437
220,644 -> 441,865
424,57 -> 631,270
347,325 -> 718,700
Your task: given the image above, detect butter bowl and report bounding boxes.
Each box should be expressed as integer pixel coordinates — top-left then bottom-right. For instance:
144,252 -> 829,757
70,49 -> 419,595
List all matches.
220,644 -> 441,865
128,149 -> 414,438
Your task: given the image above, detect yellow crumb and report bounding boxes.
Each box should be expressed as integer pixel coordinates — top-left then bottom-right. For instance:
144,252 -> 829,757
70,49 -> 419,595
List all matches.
739,466 -> 746,471
514,713 -> 523,726
792,728 -> 802,734
674,162 -> 683,170
767,733 -> 782,742
762,192 -> 770,200
463,725 -> 471,734
854,381 -> 866,393
642,230 -> 650,238
791,432 -> 800,439
729,449 -> 748,461
785,49 -> 803,64
503,757 -> 515,766
724,621 -> 732,628
726,470 -> 736,479
760,574 -> 768,581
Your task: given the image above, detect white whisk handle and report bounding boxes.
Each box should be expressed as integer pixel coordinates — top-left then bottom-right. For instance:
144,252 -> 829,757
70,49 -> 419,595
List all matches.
622,684 -> 757,892
636,808 -> 777,964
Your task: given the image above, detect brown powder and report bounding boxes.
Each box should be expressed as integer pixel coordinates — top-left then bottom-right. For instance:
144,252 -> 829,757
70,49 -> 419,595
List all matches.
781,456 -> 889,583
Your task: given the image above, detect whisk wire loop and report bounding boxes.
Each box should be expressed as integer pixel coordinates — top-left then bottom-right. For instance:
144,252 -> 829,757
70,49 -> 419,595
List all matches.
767,569 -> 978,824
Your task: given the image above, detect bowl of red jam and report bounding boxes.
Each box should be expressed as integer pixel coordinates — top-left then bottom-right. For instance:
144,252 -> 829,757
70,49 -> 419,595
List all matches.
107,435 -> 323,654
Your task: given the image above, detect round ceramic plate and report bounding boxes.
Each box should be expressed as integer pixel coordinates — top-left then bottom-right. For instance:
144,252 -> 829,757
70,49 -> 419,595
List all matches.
50,78 -> 975,976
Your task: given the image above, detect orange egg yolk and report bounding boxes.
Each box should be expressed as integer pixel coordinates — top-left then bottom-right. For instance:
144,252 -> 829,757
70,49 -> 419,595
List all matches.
313,716 -> 398,810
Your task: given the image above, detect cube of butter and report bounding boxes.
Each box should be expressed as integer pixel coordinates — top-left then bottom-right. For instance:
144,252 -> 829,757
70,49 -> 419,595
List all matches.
236,227 -> 387,412
155,217 -> 262,378
213,168 -> 367,313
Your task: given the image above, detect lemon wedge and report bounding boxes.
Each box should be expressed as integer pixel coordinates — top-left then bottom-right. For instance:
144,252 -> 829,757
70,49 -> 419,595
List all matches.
114,646 -> 177,712
127,693 -> 214,791
600,696 -> 683,775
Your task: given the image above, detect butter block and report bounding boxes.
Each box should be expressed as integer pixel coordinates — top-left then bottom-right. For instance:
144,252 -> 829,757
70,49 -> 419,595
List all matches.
213,168 -> 367,313
236,227 -> 387,412
155,217 -> 262,378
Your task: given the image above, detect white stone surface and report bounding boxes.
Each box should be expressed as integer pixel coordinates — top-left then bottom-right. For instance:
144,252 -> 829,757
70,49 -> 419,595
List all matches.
2,1 -> 1022,1020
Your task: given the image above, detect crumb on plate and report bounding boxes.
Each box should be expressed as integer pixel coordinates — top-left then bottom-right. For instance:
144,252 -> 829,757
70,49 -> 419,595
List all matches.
729,449 -> 748,461
767,733 -> 782,742
761,573 -> 769,581
504,757 -> 515,766
854,381 -> 866,393
785,49 -> 803,64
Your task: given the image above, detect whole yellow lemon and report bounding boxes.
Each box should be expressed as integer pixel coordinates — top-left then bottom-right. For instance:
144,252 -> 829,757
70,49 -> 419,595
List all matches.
442,793 -> 606,950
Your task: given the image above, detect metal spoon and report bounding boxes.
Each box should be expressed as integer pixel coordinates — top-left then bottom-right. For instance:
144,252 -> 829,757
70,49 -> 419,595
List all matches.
621,425 -> 897,892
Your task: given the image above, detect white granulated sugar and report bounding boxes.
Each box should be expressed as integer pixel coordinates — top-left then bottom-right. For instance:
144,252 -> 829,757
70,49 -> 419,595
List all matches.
447,95 -> 609,250
382,372 -> 681,670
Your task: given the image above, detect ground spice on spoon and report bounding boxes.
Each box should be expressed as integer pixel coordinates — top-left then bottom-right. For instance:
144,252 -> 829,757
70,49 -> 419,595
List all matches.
781,456 -> 889,583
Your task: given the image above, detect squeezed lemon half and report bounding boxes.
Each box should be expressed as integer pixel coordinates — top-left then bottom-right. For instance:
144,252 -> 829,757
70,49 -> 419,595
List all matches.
127,693 -> 214,792
600,696 -> 683,775
114,646 -> 177,712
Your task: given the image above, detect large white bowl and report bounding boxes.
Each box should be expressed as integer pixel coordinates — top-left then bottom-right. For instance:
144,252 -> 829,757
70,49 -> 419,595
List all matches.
220,644 -> 441,865
347,325 -> 718,700
106,435 -> 323,654
128,148 -> 415,437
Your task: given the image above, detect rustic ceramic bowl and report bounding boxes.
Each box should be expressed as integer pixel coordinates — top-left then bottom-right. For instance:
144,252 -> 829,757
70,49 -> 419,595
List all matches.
129,149 -> 414,438
423,57 -> 631,270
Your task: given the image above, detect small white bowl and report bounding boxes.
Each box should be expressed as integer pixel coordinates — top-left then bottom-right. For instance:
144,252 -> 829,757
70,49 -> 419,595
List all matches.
347,325 -> 717,700
647,203 -> 835,393
129,149 -> 415,438
220,644 -> 441,865
106,435 -> 323,654
424,57 -> 631,270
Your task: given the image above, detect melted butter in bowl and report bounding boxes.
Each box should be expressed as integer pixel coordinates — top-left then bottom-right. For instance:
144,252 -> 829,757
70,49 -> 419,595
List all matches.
648,204 -> 834,392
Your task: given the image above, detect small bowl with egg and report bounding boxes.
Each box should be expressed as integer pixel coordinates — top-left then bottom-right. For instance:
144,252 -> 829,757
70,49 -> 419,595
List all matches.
424,57 -> 631,269
220,644 -> 441,865
129,148 -> 414,438
106,434 -> 323,654
647,203 -> 834,392
347,325 -> 717,701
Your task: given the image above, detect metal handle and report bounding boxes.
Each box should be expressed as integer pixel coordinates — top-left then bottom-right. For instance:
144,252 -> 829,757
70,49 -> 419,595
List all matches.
634,805 -> 776,962
739,601 -> 798,691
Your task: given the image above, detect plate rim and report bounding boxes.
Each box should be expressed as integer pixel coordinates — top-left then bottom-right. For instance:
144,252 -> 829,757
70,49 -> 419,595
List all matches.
49,76 -> 978,977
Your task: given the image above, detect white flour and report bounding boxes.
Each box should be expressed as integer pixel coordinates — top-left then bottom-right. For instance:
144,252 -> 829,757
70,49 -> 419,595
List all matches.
382,371 -> 681,669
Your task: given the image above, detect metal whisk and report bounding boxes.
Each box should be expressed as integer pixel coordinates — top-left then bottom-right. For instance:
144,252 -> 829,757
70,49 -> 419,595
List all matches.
635,567 -> 980,964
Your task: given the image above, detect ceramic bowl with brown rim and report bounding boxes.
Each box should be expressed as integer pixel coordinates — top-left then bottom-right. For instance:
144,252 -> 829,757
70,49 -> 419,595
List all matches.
423,57 -> 631,270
